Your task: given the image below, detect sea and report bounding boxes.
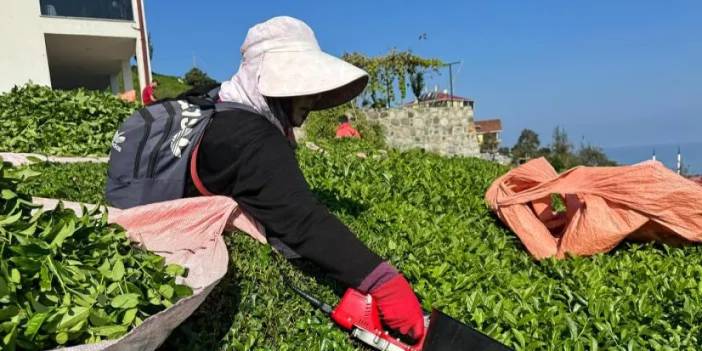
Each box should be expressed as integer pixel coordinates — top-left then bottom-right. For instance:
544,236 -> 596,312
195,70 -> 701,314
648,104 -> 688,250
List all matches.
603,142 -> 702,175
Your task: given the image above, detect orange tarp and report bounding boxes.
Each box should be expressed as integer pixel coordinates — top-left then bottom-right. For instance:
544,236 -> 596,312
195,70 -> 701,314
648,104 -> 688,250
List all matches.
486,158 -> 702,259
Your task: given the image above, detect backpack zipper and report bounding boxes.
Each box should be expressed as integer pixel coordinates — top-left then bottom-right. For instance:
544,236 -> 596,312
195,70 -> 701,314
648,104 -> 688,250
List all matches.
146,101 -> 176,177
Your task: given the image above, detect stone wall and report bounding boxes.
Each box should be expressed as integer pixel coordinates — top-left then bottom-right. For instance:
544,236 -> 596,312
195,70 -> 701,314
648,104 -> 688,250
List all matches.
364,107 -> 480,157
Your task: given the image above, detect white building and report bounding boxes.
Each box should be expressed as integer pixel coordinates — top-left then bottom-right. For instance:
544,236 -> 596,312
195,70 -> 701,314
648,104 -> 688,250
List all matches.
0,0 -> 151,95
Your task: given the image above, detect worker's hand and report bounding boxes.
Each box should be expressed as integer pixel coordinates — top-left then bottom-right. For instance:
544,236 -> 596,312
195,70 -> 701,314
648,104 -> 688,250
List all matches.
370,274 -> 425,341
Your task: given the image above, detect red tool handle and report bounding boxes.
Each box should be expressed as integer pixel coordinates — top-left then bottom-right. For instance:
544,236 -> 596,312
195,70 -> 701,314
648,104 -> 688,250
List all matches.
331,288 -> 426,351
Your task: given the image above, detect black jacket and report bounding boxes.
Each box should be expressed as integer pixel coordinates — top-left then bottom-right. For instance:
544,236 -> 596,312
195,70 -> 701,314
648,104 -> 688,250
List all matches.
184,108 -> 382,287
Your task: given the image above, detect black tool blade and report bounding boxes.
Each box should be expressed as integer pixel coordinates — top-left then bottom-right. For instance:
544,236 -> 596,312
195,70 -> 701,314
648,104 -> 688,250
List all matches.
421,309 -> 513,351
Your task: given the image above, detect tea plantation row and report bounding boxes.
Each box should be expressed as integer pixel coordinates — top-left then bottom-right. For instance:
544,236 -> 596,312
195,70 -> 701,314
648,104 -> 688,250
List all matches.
9,139 -> 702,350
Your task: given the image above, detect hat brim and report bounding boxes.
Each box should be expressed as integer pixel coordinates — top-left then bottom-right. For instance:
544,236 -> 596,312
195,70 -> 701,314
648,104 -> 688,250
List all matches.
258,50 -> 368,110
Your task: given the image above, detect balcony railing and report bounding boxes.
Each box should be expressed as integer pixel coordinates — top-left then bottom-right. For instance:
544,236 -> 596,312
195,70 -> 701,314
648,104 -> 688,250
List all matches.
40,0 -> 134,21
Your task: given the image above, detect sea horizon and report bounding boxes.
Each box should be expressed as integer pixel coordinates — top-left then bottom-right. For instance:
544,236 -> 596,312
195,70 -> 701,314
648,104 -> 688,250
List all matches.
604,141 -> 701,175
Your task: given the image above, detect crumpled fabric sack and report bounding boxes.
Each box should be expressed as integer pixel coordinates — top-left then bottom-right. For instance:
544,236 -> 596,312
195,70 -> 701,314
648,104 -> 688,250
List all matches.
485,157 -> 702,260
33,196 -> 266,351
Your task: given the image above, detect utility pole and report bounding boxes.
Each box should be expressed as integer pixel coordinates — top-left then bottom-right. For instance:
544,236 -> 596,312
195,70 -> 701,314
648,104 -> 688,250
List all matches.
444,61 -> 460,106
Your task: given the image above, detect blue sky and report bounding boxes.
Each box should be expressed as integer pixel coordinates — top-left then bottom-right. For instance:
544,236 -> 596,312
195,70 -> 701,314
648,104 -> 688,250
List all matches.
145,0 -> 701,148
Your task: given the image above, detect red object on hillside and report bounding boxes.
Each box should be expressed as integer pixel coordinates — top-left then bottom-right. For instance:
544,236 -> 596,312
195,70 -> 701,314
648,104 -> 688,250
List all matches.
335,122 -> 361,139
142,84 -> 156,105
690,176 -> 702,186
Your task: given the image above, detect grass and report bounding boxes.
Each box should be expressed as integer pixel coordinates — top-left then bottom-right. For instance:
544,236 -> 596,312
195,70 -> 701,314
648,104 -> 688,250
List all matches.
127,66 -> 192,101
152,71 -> 192,100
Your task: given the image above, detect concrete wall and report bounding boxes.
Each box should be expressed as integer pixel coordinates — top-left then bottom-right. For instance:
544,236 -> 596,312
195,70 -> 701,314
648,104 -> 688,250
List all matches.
365,107 -> 481,157
0,0 -> 148,93
0,1 -> 52,92
39,17 -> 139,38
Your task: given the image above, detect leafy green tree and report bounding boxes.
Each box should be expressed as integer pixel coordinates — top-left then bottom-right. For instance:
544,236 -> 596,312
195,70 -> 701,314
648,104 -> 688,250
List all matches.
552,126 -> 572,156
184,67 -> 217,89
409,70 -> 425,100
537,147 -> 551,158
148,32 -> 154,59
511,129 -> 541,164
343,50 -> 443,107
577,144 -> 617,166
548,126 -> 576,171
509,127 -> 615,169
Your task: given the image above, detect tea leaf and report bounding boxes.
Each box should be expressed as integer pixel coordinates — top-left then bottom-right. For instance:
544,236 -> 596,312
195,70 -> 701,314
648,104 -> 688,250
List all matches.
111,294 -> 140,309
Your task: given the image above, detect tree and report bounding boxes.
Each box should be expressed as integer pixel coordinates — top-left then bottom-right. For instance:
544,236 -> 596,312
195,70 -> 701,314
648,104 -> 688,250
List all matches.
537,147 -> 552,158
148,32 -> 154,59
548,126 -> 575,171
184,67 -> 217,89
680,164 -> 691,177
577,144 -> 617,167
342,50 -> 443,107
511,129 -> 541,164
510,126 -> 616,169
552,126 -> 572,156
409,70 -> 425,101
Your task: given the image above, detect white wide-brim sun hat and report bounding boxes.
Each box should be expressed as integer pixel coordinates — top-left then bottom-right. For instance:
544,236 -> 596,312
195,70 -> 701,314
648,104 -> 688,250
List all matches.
245,16 -> 369,110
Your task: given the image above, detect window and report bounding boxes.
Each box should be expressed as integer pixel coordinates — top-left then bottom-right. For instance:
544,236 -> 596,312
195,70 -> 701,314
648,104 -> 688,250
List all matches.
40,0 -> 134,21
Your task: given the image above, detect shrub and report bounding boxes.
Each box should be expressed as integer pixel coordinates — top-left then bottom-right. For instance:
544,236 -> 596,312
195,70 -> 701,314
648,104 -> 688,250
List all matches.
183,68 -> 218,90
16,162 -> 107,204
0,161 -> 191,350
0,84 -> 136,156
7,86 -> 699,350
14,142 -> 702,350
303,103 -> 386,148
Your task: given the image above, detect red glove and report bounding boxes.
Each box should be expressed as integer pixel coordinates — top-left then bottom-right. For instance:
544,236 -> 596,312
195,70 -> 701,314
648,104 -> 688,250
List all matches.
370,274 -> 425,340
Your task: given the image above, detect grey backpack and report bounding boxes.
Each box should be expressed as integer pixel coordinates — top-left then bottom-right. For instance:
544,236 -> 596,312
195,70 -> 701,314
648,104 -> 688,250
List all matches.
106,92 -> 255,209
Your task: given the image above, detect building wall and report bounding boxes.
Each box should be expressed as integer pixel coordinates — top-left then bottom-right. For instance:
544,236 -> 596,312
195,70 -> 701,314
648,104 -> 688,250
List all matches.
39,15 -> 140,38
0,0 -> 148,93
365,107 -> 481,157
0,0 -> 52,92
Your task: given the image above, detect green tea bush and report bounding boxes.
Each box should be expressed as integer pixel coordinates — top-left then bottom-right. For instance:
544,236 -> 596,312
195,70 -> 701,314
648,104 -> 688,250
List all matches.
15,162 -> 107,205
11,141 -> 702,350
303,103 -> 386,148
0,162 -> 191,350
0,85 -> 136,156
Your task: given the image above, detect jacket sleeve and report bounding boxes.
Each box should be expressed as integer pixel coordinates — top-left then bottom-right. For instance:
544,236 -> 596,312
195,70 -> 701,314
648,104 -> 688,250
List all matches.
186,110 -> 383,287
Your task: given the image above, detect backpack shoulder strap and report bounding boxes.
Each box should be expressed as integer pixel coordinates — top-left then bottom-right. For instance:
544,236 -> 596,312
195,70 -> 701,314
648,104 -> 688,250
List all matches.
214,101 -> 261,115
